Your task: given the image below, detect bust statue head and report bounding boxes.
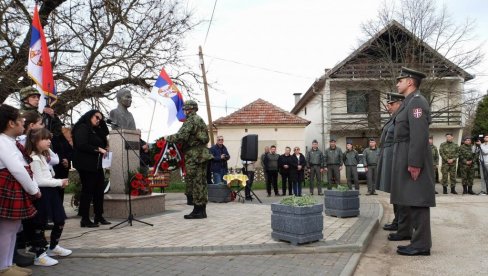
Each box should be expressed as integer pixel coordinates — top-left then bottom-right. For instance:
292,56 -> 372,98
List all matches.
116,88 -> 132,109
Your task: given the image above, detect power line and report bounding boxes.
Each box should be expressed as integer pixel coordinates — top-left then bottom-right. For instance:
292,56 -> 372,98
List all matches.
204,0 -> 218,45
204,54 -> 315,80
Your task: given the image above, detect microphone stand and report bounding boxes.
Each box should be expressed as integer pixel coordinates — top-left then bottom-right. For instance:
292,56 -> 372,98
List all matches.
107,122 -> 153,229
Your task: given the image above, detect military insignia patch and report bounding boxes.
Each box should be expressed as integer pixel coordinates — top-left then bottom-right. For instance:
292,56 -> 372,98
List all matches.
412,108 -> 422,118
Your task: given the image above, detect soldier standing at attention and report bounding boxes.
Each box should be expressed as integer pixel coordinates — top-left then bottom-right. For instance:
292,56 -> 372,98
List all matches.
429,136 -> 440,191
390,67 -> 435,256
439,133 -> 459,194
343,140 -> 359,191
306,139 -> 324,195
363,138 -> 379,195
324,138 -> 343,188
166,100 -> 213,219
459,137 -> 476,195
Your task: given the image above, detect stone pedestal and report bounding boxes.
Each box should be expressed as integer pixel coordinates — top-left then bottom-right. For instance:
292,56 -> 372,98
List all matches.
108,129 -> 140,194
103,193 -> 166,219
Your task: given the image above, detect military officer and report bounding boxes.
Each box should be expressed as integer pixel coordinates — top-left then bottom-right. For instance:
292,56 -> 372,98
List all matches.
429,136 -> 440,191
166,100 -> 213,219
376,92 -> 404,232
439,133 -> 460,194
324,137 -> 343,188
306,139 -> 324,195
343,140 -> 359,190
390,67 -> 435,256
459,137 -> 476,195
363,138 -> 379,195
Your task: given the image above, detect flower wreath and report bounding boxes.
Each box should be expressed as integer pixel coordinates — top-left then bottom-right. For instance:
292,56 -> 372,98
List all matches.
153,138 -> 186,176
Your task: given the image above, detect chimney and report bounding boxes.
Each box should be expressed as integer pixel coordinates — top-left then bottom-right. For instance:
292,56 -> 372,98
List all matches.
293,93 -> 302,105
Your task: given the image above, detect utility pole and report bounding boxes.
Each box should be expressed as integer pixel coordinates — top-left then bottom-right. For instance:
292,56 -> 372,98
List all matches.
199,45 -> 214,146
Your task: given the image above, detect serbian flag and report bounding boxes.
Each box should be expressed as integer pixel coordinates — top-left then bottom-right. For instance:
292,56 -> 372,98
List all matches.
149,68 -> 186,128
27,4 -> 57,108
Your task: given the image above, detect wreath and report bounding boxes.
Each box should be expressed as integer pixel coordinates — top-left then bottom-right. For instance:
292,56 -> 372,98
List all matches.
153,137 -> 185,176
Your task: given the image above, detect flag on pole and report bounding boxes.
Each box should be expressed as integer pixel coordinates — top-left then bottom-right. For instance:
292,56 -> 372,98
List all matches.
27,4 -> 57,108
149,68 -> 186,128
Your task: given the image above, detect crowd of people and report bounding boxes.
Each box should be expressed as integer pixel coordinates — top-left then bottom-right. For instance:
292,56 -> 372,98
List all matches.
0,87 -> 114,275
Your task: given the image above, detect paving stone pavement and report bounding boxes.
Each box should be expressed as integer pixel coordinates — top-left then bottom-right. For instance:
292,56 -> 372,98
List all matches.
28,188 -> 381,275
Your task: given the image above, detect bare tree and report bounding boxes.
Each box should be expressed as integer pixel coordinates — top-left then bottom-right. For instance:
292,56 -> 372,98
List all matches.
0,0 -> 198,116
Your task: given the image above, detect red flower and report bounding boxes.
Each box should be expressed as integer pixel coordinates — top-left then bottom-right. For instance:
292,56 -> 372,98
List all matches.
131,180 -> 139,189
169,149 -> 177,157
156,139 -> 166,149
131,189 -> 139,196
161,161 -> 170,170
135,173 -> 143,180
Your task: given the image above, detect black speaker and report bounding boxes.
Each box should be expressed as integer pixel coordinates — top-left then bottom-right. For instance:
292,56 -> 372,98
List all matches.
240,134 -> 258,161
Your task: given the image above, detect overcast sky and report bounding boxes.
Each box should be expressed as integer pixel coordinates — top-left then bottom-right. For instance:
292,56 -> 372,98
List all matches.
163,0 -> 487,132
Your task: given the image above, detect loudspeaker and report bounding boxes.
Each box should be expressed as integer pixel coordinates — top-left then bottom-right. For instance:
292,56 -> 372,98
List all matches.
240,134 -> 258,161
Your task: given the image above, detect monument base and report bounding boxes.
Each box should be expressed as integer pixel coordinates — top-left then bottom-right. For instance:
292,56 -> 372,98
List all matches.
103,193 -> 166,219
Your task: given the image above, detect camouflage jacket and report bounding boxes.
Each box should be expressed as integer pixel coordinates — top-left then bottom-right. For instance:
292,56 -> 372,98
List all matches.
431,144 -> 439,166
439,141 -> 459,163
166,112 -> 212,164
458,144 -> 476,167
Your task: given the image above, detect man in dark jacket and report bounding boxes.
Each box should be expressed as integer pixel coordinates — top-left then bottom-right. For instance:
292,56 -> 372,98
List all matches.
324,138 -> 343,187
363,138 -> 379,195
210,136 -> 230,184
264,145 -> 280,196
391,67 -> 435,256
278,147 -> 294,196
306,140 -> 324,195
343,140 -> 359,190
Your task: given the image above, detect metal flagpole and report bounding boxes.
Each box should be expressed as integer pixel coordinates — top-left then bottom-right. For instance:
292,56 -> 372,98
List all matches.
146,100 -> 157,142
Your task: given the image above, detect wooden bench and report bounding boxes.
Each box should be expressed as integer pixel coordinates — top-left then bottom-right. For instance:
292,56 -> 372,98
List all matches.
148,171 -> 170,193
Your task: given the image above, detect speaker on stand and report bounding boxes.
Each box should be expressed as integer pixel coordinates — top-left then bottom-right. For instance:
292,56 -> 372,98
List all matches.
240,134 -> 262,203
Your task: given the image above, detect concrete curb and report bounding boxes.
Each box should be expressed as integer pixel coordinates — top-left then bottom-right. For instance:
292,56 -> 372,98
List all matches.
68,199 -> 383,259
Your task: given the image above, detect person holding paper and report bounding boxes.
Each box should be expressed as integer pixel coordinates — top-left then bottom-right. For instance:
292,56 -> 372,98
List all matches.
72,110 -> 110,228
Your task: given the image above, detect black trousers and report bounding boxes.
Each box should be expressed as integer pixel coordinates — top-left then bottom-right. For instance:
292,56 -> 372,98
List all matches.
409,206 -> 432,250
244,171 -> 255,198
280,172 -> 293,195
396,205 -> 412,237
78,169 -> 105,219
266,171 -> 279,195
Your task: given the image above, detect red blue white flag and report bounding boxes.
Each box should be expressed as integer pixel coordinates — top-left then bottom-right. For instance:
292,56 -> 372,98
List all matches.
27,4 -> 57,107
149,68 -> 186,127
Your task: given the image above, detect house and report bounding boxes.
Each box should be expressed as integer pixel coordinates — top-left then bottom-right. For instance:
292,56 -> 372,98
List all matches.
213,98 -> 310,180
291,20 -> 473,167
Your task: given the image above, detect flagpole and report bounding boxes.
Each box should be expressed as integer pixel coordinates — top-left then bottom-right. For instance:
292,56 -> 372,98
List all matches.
146,100 -> 157,142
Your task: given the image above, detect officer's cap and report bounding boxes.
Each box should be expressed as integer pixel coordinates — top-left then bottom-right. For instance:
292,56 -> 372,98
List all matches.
20,86 -> 41,101
346,140 -> 353,145
386,92 -> 405,104
329,137 -> 336,142
368,138 -> 376,142
396,67 -> 427,81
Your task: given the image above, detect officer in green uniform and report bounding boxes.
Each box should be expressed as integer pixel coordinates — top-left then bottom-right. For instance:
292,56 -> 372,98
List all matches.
390,67 -> 435,256
459,137 -> 476,195
166,100 -> 213,219
429,136 -> 439,193
363,138 -> 379,195
439,133 -> 459,194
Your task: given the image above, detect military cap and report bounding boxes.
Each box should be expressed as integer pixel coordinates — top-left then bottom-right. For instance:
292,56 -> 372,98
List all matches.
329,137 -> 336,142
445,133 -> 453,136
182,100 -> 198,111
386,92 -> 405,104
20,86 -> 41,100
368,138 -> 376,142
396,67 -> 427,81
462,136 -> 472,141
346,139 -> 353,145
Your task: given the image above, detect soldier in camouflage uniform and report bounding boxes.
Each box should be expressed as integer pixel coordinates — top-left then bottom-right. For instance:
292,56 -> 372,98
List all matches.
439,133 -> 459,194
459,137 -> 476,195
166,100 -> 213,219
429,136 -> 439,193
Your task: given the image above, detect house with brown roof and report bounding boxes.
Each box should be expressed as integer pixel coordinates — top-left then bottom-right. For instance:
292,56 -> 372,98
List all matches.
291,20 -> 473,158
213,98 -> 310,173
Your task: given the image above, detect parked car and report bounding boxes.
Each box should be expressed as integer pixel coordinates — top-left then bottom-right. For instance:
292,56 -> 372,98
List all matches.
357,154 -> 366,181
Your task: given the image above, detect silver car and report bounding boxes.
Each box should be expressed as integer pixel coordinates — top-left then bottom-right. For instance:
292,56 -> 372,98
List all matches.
357,154 -> 366,180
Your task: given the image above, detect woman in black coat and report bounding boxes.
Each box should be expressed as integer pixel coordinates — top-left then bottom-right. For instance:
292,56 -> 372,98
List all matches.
72,110 -> 110,227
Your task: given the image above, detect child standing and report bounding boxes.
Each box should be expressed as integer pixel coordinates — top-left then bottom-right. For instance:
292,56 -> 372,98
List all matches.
25,128 -> 71,266
0,104 -> 40,276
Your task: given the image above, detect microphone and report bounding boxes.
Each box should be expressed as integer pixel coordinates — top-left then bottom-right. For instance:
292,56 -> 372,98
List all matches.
106,119 -> 119,127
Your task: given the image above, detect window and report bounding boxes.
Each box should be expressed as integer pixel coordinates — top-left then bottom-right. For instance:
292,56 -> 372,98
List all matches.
347,91 -> 369,113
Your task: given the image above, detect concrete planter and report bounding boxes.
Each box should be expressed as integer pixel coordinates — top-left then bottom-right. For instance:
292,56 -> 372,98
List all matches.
208,184 -> 232,203
271,203 -> 324,245
324,190 -> 360,218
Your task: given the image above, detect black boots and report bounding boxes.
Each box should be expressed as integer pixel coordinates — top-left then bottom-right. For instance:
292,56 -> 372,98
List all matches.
186,194 -> 194,205
468,186 -> 476,195
451,186 -> 458,194
463,185 -> 468,194
443,186 -> 448,194
184,205 -> 206,219
80,218 -> 99,228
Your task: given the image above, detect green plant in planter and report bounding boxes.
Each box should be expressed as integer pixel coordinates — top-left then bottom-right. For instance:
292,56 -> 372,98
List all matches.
334,184 -> 350,192
279,195 -> 318,206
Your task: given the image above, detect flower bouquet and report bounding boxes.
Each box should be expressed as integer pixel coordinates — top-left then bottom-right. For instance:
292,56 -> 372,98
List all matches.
128,171 -> 150,196
153,137 -> 185,175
